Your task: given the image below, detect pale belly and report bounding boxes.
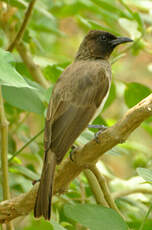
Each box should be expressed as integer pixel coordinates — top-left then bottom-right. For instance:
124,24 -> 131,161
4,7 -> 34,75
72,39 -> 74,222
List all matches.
89,82 -> 111,124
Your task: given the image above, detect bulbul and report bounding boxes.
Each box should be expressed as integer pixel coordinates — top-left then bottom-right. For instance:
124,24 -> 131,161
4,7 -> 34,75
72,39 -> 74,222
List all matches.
34,30 -> 132,220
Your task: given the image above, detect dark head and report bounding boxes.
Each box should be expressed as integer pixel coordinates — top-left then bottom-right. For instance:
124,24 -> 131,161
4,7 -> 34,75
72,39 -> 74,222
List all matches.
75,30 -> 133,60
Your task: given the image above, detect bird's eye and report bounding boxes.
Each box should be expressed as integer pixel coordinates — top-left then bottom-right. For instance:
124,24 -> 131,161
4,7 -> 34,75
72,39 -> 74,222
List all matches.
101,35 -> 107,41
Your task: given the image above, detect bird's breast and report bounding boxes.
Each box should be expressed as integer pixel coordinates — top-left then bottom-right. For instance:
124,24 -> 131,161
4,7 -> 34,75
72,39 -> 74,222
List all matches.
90,67 -> 111,123
94,84 -> 110,118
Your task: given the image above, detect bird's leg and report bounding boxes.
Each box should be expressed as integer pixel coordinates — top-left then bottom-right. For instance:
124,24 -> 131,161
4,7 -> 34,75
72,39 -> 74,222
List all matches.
88,124 -> 107,130
88,124 -> 108,144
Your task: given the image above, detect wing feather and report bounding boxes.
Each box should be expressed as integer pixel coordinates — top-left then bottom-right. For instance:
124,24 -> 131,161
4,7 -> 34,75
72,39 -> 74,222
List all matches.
44,60 -> 110,163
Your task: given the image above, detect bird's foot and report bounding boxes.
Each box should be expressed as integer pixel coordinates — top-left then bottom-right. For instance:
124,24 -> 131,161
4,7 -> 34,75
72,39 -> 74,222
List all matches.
88,124 -> 107,130
88,124 -> 108,144
32,179 -> 40,186
70,145 -> 80,162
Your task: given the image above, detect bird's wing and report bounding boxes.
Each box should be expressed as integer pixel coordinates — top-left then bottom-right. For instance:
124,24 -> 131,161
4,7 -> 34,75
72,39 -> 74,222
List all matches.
44,61 -> 110,163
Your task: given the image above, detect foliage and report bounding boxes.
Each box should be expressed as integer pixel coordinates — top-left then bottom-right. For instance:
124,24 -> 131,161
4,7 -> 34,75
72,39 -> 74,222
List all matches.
0,0 -> 152,229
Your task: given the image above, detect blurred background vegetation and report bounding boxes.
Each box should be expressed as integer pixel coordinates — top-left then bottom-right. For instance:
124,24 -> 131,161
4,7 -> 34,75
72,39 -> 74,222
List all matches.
0,0 -> 152,229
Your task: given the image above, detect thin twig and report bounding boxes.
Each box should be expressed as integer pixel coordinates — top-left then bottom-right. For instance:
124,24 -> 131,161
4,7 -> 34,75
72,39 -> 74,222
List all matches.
78,176 -> 86,204
7,0 -> 37,52
84,169 -> 108,206
17,42 -> 48,88
113,187 -> 152,199
89,165 -> 124,218
0,87 -> 14,230
8,128 -> 44,163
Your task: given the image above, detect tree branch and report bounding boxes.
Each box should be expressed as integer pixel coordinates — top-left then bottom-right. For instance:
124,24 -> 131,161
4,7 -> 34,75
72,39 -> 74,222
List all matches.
16,42 -> 48,88
7,0 -> 37,52
0,94 -> 152,223
89,165 -> 122,217
113,187 -> 152,200
84,169 -> 108,206
0,87 -> 14,230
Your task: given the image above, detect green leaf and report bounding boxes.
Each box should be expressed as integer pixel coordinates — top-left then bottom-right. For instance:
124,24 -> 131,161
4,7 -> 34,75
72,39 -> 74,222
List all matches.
133,12 -> 145,34
119,18 -> 141,39
43,64 -> 64,83
2,0 -> 26,9
51,220 -> 66,230
8,134 -> 17,154
64,204 -> 128,230
90,0 -> 131,19
104,81 -> 116,110
15,62 -> 34,80
2,86 -> 45,114
25,79 -> 48,103
0,49 -> 33,88
124,82 -> 151,108
124,0 -> 152,11
142,122 -> 152,136
131,39 -> 145,56
9,165 -> 38,181
137,168 -> 152,183
77,16 -> 120,36
23,217 -> 66,230
23,218 -> 53,230
30,16 -> 64,36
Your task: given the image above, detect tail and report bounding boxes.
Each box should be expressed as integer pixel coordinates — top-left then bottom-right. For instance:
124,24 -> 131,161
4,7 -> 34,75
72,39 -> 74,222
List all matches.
34,149 -> 56,220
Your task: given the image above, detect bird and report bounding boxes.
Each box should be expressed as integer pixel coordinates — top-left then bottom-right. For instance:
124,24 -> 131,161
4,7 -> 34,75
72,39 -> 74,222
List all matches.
34,30 -> 132,220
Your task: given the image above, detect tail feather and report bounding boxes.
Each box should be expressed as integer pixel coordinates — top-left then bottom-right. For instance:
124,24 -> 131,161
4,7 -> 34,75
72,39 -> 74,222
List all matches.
34,149 -> 56,220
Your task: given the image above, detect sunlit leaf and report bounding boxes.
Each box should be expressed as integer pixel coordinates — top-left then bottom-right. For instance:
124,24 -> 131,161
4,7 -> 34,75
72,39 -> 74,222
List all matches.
2,85 -> 45,114
90,0 -> 131,19
137,168 -> 152,183
9,165 -> 38,181
119,18 -> 141,39
43,64 -> 64,83
64,204 -> 128,230
0,49 -> 33,88
2,0 -> 26,9
124,82 -> 151,108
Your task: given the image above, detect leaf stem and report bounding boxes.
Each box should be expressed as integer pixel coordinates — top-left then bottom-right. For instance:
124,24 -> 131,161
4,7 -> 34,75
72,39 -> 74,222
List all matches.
9,128 -> 44,162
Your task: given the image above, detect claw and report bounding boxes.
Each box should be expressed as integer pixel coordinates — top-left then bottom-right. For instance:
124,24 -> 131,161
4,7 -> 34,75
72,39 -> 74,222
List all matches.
70,145 -> 78,162
88,125 -> 108,144
32,179 -> 40,186
94,130 -> 103,144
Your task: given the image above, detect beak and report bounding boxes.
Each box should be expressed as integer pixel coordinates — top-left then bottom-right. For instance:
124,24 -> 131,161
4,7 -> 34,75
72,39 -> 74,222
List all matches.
110,37 -> 133,46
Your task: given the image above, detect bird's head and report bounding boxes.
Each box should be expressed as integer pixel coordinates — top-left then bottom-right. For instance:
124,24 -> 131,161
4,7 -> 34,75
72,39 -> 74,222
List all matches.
76,30 -> 133,60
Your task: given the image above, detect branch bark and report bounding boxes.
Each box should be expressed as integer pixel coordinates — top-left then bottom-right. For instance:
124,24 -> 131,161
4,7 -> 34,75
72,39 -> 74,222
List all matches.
16,42 -> 48,88
0,94 -> 152,223
89,165 -> 122,216
0,87 -> 14,230
84,169 -> 108,206
7,0 -> 37,52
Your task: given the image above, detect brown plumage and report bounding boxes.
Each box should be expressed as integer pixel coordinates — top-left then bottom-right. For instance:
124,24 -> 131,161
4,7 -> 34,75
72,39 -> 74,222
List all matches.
34,30 -> 132,220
